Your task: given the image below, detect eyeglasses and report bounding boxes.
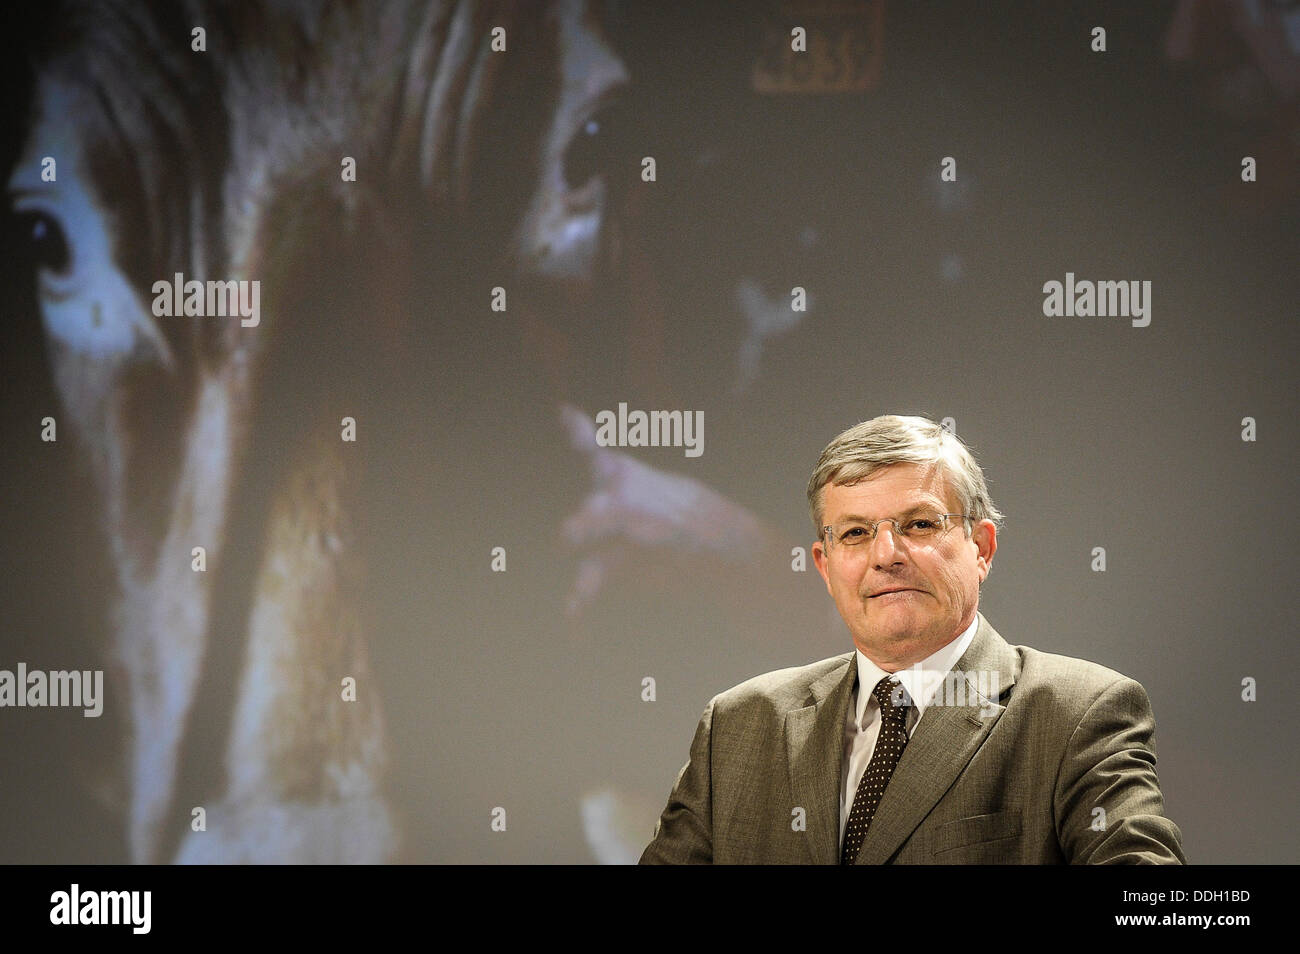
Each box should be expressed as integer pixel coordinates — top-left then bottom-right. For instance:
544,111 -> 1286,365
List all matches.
822,511 -> 974,551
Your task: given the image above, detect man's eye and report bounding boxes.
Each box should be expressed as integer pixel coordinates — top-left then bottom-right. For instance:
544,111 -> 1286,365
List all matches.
14,210 -> 72,277
841,527 -> 866,539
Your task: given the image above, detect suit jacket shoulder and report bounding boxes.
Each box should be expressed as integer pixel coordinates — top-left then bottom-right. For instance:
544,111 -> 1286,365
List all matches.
711,653 -> 854,716
1003,644 -> 1155,749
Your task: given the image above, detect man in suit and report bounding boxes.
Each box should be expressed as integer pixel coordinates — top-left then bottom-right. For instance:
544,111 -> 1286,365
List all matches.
640,414 -> 1185,864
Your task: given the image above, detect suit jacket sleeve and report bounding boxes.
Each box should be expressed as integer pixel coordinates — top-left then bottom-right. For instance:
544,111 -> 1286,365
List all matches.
639,698 -> 716,864
1053,676 -> 1187,864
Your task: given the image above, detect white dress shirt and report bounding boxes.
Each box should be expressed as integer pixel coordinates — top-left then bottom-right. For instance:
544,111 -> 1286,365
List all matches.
838,614 -> 980,845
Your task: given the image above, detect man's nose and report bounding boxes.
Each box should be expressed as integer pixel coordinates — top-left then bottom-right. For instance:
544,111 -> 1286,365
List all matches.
869,520 -> 906,566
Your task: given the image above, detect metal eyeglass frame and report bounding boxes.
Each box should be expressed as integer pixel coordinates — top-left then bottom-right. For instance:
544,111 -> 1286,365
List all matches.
822,512 -> 975,551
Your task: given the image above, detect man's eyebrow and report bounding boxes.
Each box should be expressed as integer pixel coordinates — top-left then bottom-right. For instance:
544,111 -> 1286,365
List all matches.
831,503 -> 948,523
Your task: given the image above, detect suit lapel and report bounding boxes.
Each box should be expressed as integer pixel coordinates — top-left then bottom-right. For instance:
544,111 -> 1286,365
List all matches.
785,654 -> 857,865
855,613 -> 1021,864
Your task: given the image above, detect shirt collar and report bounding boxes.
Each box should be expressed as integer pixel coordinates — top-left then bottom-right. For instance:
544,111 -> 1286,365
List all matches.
853,614 -> 980,728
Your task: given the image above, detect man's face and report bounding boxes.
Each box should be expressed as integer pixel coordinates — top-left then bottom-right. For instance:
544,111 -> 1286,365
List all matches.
812,462 -> 996,671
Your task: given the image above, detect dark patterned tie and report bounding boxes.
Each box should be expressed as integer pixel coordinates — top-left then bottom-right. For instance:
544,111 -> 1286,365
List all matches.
840,675 -> 913,865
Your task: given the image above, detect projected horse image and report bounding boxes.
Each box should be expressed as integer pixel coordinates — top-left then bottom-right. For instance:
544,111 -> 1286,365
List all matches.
5,0 -> 647,863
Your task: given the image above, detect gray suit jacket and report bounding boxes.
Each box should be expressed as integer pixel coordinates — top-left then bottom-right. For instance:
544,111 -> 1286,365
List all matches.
640,613 -> 1186,864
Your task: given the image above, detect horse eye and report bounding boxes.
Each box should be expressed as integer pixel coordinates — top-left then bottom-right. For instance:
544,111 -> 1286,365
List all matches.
15,210 -> 72,277
562,99 -> 625,190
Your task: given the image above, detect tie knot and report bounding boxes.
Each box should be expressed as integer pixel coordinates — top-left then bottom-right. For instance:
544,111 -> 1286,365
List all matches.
873,676 -> 912,717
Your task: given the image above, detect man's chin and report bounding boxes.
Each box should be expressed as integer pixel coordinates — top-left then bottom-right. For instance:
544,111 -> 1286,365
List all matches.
864,598 -> 923,626
860,612 -> 925,642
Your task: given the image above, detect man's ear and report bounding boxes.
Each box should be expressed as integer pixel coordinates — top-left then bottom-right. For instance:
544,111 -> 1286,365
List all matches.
974,520 -> 997,581
812,538 -> 834,595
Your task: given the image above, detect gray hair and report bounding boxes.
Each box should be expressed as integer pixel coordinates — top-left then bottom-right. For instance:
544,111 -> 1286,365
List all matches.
807,414 -> 1004,537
